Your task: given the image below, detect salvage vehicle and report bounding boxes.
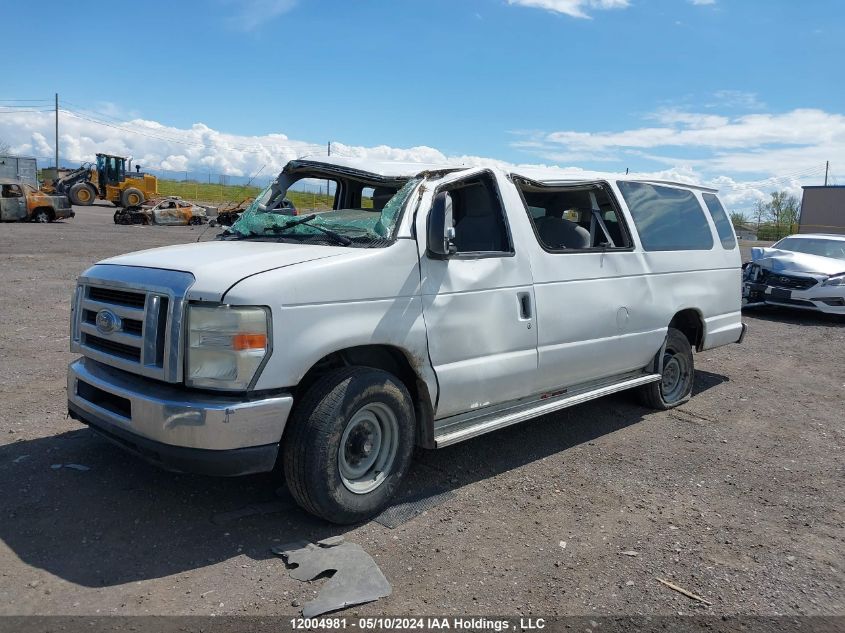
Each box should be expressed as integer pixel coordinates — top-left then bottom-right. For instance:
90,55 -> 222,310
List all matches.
743,233 -> 845,314
1,178 -> 74,222
113,198 -> 208,225
67,157 -> 745,523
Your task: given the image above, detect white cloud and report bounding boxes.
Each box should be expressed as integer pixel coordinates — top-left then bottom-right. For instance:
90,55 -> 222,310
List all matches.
690,0 -> 716,5
507,0 -> 629,19
707,90 -> 766,111
2,104 -> 838,212
535,108 -> 845,158
513,107 -> 845,208
225,0 -> 298,31
0,108 -> 543,181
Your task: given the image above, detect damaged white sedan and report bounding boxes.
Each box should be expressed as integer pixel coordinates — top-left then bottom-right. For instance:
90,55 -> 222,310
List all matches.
743,233 -> 845,314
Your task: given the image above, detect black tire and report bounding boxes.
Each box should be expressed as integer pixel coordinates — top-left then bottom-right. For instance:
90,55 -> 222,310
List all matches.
283,366 -> 415,524
637,327 -> 694,410
121,187 -> 144,208
69,182 -> 96,206
31,208 -> 52,223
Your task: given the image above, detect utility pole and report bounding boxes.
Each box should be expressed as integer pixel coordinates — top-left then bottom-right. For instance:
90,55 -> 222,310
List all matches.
825,161 -> 829,186
54,93 -> 59,170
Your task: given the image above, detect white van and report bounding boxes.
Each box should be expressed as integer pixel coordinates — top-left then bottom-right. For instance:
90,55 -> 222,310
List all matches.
67,157 -> 745,523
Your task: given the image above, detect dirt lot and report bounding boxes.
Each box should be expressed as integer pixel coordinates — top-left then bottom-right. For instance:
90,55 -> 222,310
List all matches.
0,205 -> 843,618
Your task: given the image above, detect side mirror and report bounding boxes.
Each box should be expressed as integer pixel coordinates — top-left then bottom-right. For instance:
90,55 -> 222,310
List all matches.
427,191 -> 457,257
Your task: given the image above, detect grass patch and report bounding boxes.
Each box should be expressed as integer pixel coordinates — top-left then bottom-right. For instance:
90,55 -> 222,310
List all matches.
155,178 -> 337,209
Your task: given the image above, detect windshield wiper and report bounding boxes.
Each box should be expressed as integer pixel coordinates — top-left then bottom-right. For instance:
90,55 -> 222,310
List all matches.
218,214 -> 318,241
217,213 -> 352,246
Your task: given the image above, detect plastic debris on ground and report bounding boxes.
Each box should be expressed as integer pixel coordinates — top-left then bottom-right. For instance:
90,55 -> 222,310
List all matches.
272,537 -> 392,617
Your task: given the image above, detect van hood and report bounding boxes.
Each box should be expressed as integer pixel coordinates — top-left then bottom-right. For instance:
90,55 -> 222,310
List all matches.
101,240 -> 352,301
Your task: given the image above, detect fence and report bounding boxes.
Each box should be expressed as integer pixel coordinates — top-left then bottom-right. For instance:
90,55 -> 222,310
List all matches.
754,223 -> 800,241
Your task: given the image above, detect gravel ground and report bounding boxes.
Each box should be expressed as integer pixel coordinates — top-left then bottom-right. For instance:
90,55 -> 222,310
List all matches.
0,205 -> 843,618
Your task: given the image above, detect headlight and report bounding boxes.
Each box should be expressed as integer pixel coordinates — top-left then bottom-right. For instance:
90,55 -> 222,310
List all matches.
822,274 -> 845,287
186,304 -> 271,390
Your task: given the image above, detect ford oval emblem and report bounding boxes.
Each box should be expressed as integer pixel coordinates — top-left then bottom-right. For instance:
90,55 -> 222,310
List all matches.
95,309 -> 121,335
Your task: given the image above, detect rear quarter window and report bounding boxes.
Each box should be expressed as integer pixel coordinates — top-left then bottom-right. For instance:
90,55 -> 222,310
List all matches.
617,182 -> 714,252
702,193 -> 737,249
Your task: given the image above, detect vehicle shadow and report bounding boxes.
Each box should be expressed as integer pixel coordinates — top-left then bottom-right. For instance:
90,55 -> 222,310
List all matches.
0,370 -> 726,588
743,306 -> 845,328
692,369 -> 729,396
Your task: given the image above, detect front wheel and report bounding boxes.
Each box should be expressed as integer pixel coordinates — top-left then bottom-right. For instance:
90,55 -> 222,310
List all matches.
31,209 -> 52,223
638,327 -> 694,410
283,367 -> 415,524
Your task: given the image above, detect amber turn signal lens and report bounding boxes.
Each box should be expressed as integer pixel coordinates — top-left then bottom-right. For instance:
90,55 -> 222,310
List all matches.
231,333 -> 267,351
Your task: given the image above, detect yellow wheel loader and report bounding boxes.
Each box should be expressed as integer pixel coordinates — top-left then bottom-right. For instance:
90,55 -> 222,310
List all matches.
47,154 -> 157,208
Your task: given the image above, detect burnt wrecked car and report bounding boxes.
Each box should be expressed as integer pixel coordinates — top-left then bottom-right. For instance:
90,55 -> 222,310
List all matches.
743,233 -> 845,314
1,179 -> 74,223
114,197 -> 208,225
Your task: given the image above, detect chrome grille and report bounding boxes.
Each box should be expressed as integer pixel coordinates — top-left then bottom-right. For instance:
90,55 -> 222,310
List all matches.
70,265 -> 194,383
88,286 -> 147,308
758,269 -> 818,290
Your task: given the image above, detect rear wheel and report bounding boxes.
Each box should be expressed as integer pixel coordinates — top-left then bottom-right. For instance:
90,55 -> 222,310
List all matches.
121,187 -> 144,208
638,327 -> 694,410
283,367 -> 415,524
68,182 -> 96,206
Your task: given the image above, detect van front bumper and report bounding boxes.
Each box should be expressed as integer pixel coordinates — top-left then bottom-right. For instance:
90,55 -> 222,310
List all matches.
67,358 -> 293,476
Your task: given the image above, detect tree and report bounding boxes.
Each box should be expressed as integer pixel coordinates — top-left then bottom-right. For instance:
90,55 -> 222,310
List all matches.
730,210 -> 749,227
765,191 -> 801,239
752,199 -> 768,230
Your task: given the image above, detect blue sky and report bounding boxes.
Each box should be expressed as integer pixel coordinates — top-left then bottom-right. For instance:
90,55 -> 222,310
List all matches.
2,0 -> 844,208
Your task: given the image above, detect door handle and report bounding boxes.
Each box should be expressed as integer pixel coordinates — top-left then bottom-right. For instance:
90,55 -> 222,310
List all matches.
518,292 -> 532,320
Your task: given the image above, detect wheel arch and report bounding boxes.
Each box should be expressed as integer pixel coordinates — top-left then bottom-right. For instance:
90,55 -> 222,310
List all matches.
30,206 -> 55,221
291,344 -> 436,449
669,308 -> 705,352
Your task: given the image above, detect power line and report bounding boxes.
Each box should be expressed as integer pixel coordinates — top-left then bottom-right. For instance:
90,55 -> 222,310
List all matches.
718,166 -> 826,192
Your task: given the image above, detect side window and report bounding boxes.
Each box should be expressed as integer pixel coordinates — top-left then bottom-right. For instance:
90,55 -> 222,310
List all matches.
702,193 -> 737,250
517,182 -> 632,251
360,186 -> 375,209
287,177 -> 339,214
349,184 -> 398,211
617,182 -> 714,251
2,185 -> 23,198
444,174 -> 512,254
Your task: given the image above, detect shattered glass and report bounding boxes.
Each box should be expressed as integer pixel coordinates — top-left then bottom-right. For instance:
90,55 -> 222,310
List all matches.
229,177 -> 421,245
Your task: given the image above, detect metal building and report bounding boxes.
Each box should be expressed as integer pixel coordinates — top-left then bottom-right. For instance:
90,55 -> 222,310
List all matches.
0,155 -> 38,188
799,186 -> 845,235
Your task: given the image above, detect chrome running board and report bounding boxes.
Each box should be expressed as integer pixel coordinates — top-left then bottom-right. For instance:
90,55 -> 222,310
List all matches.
433,371 -> 661,448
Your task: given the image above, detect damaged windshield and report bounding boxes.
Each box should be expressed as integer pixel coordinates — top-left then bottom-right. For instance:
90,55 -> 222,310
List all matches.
774,237 -> 845,261
223,176 -> 422,247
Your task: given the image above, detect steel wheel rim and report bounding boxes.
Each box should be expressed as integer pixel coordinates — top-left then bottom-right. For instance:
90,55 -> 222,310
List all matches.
661,351 -> 690,403
78,189 -> 91,202
338,402 -> 399,494
35,212 -> 49,223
